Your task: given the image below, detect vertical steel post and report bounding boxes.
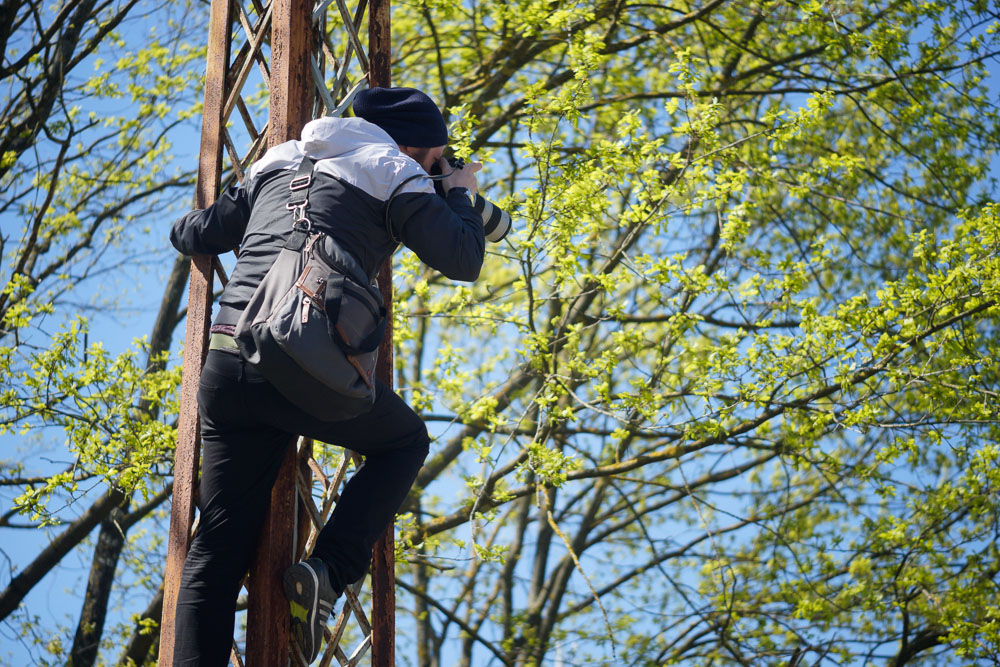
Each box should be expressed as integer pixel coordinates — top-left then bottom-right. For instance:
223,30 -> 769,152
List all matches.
244,0 -> 314,663
269,0 -> 314,147
163,0 -> 395,662
368,0 -> 395,663
158,0 -> 232,662
244,441 -> 297,667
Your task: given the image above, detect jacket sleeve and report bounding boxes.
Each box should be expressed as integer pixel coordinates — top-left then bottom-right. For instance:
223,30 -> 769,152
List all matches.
170,182 -> 251,256
389,189 -> 485,281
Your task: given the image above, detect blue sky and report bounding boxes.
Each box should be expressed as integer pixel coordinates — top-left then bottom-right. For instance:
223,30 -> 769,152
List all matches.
3,3 -> 1000,666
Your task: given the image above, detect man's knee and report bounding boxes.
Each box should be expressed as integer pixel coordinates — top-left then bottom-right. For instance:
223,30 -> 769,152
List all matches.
393,422 -> 429,469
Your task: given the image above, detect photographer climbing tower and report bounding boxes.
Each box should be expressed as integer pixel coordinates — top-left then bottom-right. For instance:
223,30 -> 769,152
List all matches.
167,87 -> 498,665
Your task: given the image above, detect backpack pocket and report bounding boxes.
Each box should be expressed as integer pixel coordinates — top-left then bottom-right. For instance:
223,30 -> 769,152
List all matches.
235,231 -> 383,421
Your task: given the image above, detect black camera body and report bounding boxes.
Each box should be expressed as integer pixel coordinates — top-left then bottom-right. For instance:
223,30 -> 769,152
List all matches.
431,157 -> 511,243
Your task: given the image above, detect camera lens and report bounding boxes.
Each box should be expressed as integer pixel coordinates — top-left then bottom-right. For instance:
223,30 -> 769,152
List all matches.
429,157 -> 511,243
474,194 -> 511,243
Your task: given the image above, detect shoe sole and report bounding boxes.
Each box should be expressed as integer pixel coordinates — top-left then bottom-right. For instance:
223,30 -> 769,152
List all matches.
283,564 -> 321,661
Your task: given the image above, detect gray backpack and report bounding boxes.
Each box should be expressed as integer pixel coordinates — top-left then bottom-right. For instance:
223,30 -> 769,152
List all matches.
235,158 -> 385,421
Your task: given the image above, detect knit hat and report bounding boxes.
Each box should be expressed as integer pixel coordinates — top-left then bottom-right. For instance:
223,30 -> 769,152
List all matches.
352,87 -> 448,147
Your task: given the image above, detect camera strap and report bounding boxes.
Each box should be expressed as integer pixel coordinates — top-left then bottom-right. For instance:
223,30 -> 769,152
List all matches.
383,166 -> 455,245
383,172 -> 430,245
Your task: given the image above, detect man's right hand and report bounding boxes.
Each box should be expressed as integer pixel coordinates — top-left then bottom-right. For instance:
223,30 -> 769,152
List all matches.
440,158 -> 482,197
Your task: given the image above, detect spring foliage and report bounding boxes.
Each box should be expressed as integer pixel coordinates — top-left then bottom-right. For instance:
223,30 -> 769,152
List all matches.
2,0 -> 1000,665
386,1 -> 1000,665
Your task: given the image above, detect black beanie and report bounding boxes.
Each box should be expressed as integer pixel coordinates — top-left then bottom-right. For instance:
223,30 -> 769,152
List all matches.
352,87 -> 448,147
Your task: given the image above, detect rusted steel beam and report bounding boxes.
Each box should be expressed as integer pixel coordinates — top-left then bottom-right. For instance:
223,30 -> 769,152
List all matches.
245,441 -> 297,665
269,0 -> 314,147
296,440 -> 315,562
158,0 -> 232,661
368,0 -> 395,663
243,0 -> 314,663
368,0 -> 391,89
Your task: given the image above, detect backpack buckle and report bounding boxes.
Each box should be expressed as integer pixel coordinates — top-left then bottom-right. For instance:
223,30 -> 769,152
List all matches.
288,201 -> 311,231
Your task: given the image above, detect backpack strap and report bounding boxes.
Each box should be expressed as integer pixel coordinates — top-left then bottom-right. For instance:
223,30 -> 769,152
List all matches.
284,157 -> 316,251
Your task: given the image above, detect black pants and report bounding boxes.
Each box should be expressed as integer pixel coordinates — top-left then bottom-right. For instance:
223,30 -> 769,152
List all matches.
172,349 -> 429,666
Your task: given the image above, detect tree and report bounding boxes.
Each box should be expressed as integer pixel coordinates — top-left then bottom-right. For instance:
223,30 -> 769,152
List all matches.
1,0 -> 200,664
3,0 -> 1000,665
383,1 -> 1000,665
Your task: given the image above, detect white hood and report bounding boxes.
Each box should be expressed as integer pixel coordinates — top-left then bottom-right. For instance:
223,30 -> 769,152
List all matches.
246,116 -> 433,201
300,116 -> 395,157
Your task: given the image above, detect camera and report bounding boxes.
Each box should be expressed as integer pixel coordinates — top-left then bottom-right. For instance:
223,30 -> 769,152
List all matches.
431,157 -> 511,243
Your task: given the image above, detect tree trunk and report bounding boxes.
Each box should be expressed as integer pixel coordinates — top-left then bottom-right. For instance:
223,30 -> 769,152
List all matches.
117,583 -> 164,667
70,499 -> 129,666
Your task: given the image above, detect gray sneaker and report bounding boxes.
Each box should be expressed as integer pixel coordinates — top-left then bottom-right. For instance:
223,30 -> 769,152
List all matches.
283,558 -> 338,662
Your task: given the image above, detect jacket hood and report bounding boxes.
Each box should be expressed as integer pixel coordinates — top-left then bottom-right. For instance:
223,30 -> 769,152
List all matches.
245,115 -> 434,202
246,116 -> 398,182
300,116 -> 395,157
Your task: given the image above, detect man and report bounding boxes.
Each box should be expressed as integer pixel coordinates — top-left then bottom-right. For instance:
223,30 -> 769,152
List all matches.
169,87 -> 484,665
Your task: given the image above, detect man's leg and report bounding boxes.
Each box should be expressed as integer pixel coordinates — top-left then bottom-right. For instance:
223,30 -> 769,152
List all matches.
249,378 -> 430,593
172,351 -> 295,666
307,382 -> 429,591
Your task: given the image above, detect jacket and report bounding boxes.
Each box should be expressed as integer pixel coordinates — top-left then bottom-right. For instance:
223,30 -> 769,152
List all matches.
170,116 -> 485,327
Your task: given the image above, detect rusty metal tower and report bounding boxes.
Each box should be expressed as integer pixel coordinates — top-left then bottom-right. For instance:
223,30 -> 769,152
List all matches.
159,0 -> 397,664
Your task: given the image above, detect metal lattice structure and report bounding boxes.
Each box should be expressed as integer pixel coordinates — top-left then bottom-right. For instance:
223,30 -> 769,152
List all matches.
160,0 -> 396,664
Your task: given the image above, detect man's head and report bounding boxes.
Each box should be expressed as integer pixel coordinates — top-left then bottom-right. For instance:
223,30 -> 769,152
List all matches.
353,87 -> 447,171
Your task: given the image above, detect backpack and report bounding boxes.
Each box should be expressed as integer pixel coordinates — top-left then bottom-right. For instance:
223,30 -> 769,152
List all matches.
234,157 -> 385,421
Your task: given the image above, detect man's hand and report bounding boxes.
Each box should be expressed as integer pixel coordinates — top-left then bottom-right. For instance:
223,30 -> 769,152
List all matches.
440,158 -> 482,197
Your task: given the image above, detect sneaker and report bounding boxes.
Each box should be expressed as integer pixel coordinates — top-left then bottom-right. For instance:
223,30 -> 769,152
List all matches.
283,557 -> 338,663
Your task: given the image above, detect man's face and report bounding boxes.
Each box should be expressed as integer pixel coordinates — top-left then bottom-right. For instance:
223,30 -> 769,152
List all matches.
399,145 -> 446,173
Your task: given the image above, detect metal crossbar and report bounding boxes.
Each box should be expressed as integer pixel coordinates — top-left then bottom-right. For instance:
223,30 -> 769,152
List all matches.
214,0 -> 371,159
293,440 -> 374,666
161,0 -> 393,663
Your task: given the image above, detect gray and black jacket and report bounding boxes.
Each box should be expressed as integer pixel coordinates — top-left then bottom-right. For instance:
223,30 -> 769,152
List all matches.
170,116 -> 485,328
